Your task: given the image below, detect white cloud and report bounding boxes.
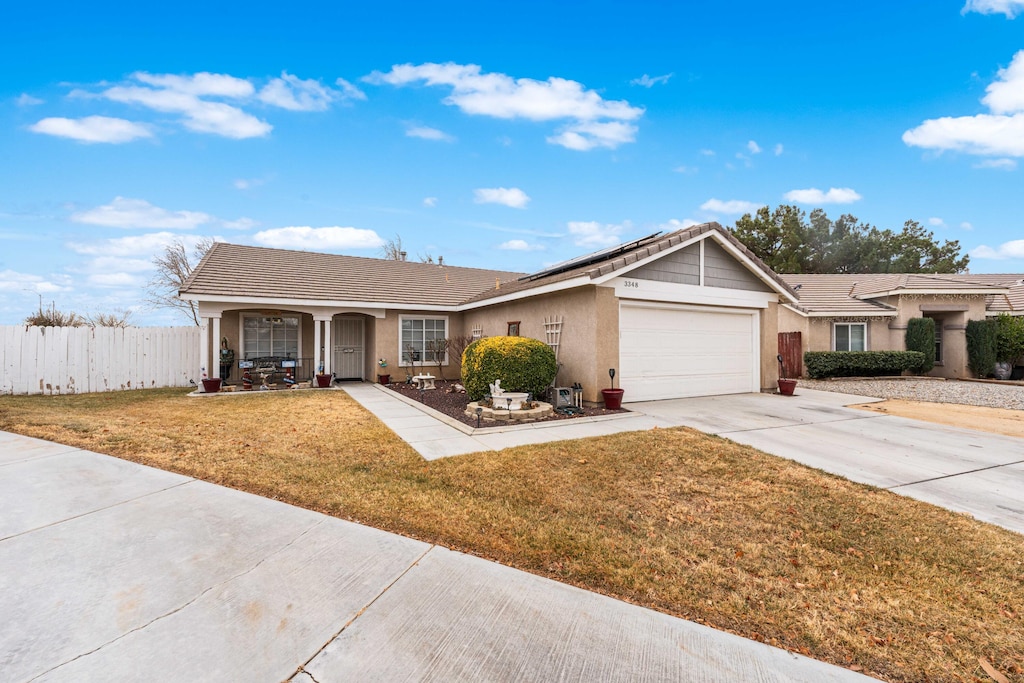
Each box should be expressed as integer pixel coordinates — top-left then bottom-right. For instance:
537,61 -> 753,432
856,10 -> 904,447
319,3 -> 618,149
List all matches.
83,256 -> 154,272
774,143 -> 784,155
747,140 -> 762,154
499,239 -> 543,251
220,217 -> 258,230
783,187 -> 862,204
659,218 -> 701,231
630,73 -> 673,87
673,165 -> 697,174
0,269 -> 70,294
405,125 -> 455,141
29,116 -> 152,143
961,221 -> 975,230
962,0 -> 1024,17
16,93 -> 44,106
973,157 -> 1018,170
71,197 -> 213,230
233,177 -> 267,190
88,272 -> 142,288
423,197 -> 438,207
474,187 -> 530,209
335,78 -> 367,101
259,71 -> 340,111
366,62 -> 643,150
103,73 -> 272,139
700,198 -> 762,214
928,217 -> 947,228
904,50 -> 1024,157
971,239 -> 1024,259
699,148 -> 715,156
67,231 -> 202,257
252,226 -> 384,250
567,220 -> 629,248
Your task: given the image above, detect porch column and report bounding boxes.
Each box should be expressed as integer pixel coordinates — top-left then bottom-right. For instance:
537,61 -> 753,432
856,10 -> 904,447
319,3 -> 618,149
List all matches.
313,318 -> 322,374
210,316 -> 222,382
199,316 -> 210,389
322,317 -> 333,375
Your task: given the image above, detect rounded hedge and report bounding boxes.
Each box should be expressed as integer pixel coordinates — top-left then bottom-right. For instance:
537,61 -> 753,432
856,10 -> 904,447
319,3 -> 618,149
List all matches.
461,336 -> 557,400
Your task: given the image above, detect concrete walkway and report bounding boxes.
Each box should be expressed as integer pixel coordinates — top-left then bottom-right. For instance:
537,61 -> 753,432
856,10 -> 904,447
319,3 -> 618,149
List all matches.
341,382 -> 667,460
1,430 -> 869,682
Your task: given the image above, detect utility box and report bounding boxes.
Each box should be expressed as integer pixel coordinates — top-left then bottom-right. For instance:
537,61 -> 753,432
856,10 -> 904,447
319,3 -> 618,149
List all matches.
552,387 -> 574,408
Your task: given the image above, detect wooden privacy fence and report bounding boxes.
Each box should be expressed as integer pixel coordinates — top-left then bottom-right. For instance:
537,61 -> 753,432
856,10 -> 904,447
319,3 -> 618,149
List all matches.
1,325 -> 200,395
777,331 -> 803,378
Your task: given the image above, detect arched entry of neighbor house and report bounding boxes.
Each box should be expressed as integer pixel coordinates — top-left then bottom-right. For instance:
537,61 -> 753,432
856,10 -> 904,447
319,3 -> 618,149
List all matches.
333,316 -> 365,380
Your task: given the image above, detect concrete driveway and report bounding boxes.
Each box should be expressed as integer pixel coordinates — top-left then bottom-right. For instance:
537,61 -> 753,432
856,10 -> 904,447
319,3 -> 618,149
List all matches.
0,430 -> 869,682
629,388 -> 1024,535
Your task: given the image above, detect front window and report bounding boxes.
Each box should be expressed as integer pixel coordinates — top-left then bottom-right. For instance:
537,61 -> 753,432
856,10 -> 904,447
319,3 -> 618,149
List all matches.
243,315 -> 300,358
400,316 -> 448,365
834,322 -> 866,351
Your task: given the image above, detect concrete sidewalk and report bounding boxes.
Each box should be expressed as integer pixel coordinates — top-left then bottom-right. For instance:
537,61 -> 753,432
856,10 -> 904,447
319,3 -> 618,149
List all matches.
1,430 -> 869,682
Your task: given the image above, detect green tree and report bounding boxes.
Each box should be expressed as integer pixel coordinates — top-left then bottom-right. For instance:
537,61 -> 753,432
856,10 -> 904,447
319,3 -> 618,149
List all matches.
729,206 -> 969,274
904,318 -> 936,374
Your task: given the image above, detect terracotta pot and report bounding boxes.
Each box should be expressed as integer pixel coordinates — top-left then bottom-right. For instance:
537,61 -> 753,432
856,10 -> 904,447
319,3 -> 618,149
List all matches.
315,374 -> 332,388
378,374 -> 390,384
601,388 -> 624,410
201,378 -> 222,393
777,378 -> 797,396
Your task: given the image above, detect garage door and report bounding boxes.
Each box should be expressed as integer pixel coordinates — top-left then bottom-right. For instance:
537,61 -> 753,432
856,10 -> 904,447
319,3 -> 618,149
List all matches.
619,302 -> 759,402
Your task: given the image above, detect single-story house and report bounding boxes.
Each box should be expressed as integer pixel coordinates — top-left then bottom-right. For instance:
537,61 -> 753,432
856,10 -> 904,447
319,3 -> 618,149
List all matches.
777,273 -> 1024,378
179,222 -> 798,403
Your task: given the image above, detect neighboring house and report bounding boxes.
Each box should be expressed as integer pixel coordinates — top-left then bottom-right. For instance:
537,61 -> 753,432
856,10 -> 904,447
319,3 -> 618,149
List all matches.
179,223 -> 797,403
777,273 -> 1024,378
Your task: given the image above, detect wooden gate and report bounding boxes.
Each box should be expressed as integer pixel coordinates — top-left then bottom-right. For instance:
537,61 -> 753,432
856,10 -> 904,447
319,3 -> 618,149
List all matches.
777,331 -> 803,378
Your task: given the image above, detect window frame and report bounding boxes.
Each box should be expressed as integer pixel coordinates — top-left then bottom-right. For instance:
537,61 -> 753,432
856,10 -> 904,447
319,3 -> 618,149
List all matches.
507,321 -> 520,336
398,314 -> 449,367
240,313 -> 303,362
832,322 -> 867,352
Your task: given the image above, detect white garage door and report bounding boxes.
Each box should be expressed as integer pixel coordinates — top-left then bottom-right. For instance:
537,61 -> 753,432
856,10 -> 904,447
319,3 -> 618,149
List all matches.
619,302 -> 759,402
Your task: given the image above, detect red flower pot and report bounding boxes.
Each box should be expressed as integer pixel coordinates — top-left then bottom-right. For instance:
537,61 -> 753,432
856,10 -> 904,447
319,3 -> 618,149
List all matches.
777,378 -> 797,396
378,374 -> 390,384
316,374 -> 332,388
201,378 -> 222,393
601,388 -> 624,410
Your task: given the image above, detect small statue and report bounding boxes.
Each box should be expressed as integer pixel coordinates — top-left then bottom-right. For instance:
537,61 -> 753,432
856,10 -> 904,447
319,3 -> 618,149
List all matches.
489,379 -> 504,397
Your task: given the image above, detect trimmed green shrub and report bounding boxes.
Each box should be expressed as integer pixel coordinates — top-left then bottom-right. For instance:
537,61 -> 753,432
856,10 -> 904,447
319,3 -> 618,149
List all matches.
461,336 -> 558,400
804,351 -> 925,379
994,313 -> 1024,365
904,317 -> 936,374
966,319 -> 997,378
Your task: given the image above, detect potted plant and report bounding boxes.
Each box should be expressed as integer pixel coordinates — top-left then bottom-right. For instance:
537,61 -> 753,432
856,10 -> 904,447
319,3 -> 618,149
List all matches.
377,358 -> 390,384
200,367 -> 221,393
601,368 -> 624,410
776,354 -> 797,396
315,362 -> 332,388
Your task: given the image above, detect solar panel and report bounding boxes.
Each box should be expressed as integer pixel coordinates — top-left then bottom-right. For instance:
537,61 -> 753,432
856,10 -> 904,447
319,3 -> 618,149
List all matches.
519,231 -> 663,282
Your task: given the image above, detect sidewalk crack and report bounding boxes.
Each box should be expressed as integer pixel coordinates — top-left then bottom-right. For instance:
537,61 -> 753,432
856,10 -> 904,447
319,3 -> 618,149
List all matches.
887,458 -> 1024,489
289,544 -> 435,680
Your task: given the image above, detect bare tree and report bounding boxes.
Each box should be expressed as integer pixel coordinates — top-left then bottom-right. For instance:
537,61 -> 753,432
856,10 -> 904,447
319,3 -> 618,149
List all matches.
426,338 -> 450,380
446,335 -> 475,373
146,237 -> 214,325
380,234 -> 406,261
25,301 -> 85,327
88,310 -> 133,327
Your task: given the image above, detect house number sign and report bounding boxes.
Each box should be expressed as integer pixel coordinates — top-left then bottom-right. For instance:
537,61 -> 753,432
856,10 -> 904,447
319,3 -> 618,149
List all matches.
623,279 -> 640,288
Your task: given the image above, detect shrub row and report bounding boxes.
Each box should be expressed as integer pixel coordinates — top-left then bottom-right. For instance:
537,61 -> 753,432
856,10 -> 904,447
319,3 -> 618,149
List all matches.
804,351 -> 925,379
904,317 -> 936,374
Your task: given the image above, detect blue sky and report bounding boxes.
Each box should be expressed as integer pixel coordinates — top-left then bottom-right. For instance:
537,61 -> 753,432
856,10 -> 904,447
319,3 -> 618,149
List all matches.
3,0 -> 1024,325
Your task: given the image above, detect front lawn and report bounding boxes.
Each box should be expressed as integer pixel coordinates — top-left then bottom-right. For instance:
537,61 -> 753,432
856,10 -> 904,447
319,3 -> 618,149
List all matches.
0,388 -> 1021,682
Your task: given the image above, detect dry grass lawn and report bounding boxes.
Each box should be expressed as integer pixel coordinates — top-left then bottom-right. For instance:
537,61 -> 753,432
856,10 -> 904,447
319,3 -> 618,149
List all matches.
1,388 -> 1022,683
851,399 -> 1024,439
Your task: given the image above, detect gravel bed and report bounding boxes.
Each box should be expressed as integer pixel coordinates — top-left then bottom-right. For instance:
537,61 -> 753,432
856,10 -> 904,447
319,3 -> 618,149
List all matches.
800,378 -> 1024,411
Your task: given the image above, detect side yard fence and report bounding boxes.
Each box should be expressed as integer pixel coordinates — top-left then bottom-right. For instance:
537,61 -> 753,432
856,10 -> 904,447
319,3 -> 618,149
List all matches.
1,325 -> 200,395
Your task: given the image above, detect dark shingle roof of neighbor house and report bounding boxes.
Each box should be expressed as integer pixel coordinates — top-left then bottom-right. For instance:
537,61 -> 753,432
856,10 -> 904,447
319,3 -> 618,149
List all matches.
180,243 -> 525,307
181,223 -> 796,308
779,273 -> 1024,315
460,222 -> 796,305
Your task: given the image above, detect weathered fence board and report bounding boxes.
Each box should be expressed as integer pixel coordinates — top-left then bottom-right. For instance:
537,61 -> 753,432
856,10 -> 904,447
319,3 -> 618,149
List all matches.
0,326 -> 200,395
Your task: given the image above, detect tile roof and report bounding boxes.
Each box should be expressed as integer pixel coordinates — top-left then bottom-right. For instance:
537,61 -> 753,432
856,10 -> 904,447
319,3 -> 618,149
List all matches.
779,273 -> 1024,316
180,243 -> 525,307
461,222 -> 796,305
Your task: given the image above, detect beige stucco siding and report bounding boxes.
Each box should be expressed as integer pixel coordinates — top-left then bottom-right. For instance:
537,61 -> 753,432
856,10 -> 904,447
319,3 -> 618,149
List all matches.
461,286 -> 605,401
759,301 -> 780,390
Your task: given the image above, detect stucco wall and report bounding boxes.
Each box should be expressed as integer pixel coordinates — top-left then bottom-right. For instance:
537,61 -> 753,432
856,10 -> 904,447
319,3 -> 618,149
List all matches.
759,301 -> 780,390
888,294 -> 988,379
372,310 -> 466,382
461,286 -> 605,401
